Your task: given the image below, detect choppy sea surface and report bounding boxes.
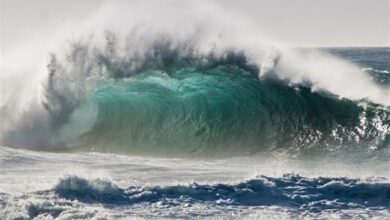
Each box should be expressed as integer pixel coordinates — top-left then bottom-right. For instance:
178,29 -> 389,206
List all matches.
1,47 -> 389,219
1,145 -> 390,219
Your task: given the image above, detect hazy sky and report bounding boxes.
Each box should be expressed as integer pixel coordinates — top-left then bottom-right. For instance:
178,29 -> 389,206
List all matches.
1,0 -> 389,50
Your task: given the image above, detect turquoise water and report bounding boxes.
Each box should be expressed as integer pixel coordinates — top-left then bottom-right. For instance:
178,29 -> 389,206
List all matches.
60,61 -> 389,157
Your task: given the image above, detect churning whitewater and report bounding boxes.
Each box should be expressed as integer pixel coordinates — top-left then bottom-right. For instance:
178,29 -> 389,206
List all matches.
1,1 -> 390,219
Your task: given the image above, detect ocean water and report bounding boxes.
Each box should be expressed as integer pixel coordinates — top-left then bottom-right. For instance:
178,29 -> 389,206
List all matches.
1,145 -> 390,220
1,46 -> 389,219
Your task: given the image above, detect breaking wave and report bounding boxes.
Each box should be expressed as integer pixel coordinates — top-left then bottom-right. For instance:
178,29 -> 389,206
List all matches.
0,1 -> 389,157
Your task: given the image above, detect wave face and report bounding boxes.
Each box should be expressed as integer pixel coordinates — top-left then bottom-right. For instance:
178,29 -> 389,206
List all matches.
42,44 -> 389,157
62,64 -> 390,157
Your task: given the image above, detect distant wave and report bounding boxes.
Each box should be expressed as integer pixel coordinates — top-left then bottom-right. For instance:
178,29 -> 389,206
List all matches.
363,67 -> 390,74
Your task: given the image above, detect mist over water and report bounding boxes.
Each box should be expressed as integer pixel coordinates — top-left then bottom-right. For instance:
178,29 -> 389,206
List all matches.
1,1 -> 390,219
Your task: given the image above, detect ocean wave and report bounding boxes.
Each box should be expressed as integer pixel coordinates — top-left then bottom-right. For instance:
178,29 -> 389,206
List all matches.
2,175 -> 390,219
1,8 -> 389,156
2,53 -> 390,156
53,175 -> 390,210
71,64 -> 389,157
55,176 -> 127,203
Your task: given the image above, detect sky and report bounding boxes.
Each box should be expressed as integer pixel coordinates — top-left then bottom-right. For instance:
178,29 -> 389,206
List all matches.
0,0 -> 389,51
